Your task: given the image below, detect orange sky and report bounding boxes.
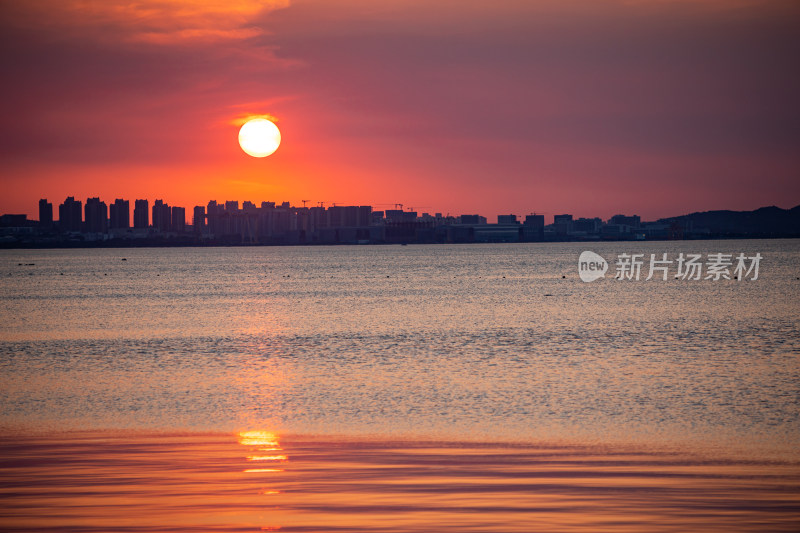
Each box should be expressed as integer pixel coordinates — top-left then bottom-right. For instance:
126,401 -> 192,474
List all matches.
1,0 -> 799,222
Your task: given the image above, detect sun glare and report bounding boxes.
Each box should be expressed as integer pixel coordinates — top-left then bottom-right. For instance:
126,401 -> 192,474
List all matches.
238,118 -> 281,158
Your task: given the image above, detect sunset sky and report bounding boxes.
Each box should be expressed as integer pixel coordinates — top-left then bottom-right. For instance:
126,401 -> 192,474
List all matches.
1,0 -> 798,222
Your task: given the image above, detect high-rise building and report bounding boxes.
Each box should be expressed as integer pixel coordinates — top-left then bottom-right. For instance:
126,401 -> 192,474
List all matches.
152,199 -> 171,232
497,214 -> 518,224
573,217 -> 602,233
329,205 -> 370,227
384,209 -> 404,223
357,206 -> 372,227
609,214 -> 641,228
553,214 -> 573,236
84,197 -> 108,233
522,214 -> 545,241
343,206 -> 359,227
171,206 -> 186,233
310,206 -> 328,229
193,206 -> 205,234
326,205 -> 373,227
206,201 -> 222,236
133,199 -> 149,229
58,197 -> 82,232
109,199 -> 130,229
327,206 -> 343,227
524,214 -> 545,227
38,199 -> 53,228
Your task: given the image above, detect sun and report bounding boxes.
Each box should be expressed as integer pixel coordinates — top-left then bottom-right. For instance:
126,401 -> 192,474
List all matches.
239,118 -> 281,158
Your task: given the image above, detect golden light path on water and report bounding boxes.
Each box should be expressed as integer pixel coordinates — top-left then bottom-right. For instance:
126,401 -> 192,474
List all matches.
239,430 -> 288,473
1,429 -> 798,532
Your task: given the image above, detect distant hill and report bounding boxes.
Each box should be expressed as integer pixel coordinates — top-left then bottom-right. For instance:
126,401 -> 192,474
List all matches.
659,205 -> 800,238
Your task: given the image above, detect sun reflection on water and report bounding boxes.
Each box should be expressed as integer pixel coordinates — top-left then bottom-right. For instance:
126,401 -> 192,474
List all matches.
238,430 -> 280,447
238,430 -> 287,477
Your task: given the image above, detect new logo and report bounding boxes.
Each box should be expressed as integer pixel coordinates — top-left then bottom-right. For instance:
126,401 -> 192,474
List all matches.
578,251 -> 608,282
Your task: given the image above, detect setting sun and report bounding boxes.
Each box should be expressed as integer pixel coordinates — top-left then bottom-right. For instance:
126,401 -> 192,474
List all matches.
238,118 -> 281,158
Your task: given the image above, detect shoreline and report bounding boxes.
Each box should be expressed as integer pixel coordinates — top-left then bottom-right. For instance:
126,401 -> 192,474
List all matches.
2,234 -> 799,251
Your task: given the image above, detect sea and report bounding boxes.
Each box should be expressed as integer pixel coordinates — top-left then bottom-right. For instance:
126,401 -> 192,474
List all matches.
1,240 -> 798,531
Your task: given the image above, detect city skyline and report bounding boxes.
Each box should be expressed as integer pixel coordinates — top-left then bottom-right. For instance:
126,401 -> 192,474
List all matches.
10,192 -> 800,229
2,1 -> 799,222
4,194 -> 797,247
12,196 -> 716,232
27,194 -> 627,228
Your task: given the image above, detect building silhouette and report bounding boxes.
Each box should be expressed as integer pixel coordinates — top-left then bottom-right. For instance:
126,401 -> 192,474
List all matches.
523,214 -> 545,241
110,199 -> 130,229
7,193 -> 799,247
133,199 -> 149,229
573,217 -> 602,233
553,214 -> 573,237
193,206 -> 205,234
58,197 -> 82,232
38,199 -> 53,228
171,206 -> 186,233
609,214 -> 641,228
84,197 -> 108,233
152,199 -> 171,232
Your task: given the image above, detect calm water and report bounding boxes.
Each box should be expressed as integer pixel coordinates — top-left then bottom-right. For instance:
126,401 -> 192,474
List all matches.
1,241 -> 799,531
1,241 -> 798,447
2,431 -> 798,532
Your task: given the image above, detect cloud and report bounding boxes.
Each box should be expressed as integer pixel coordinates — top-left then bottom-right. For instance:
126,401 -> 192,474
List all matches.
267,0 -> 800,157
0,0 -> 297,164
0,0 -> 290,45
